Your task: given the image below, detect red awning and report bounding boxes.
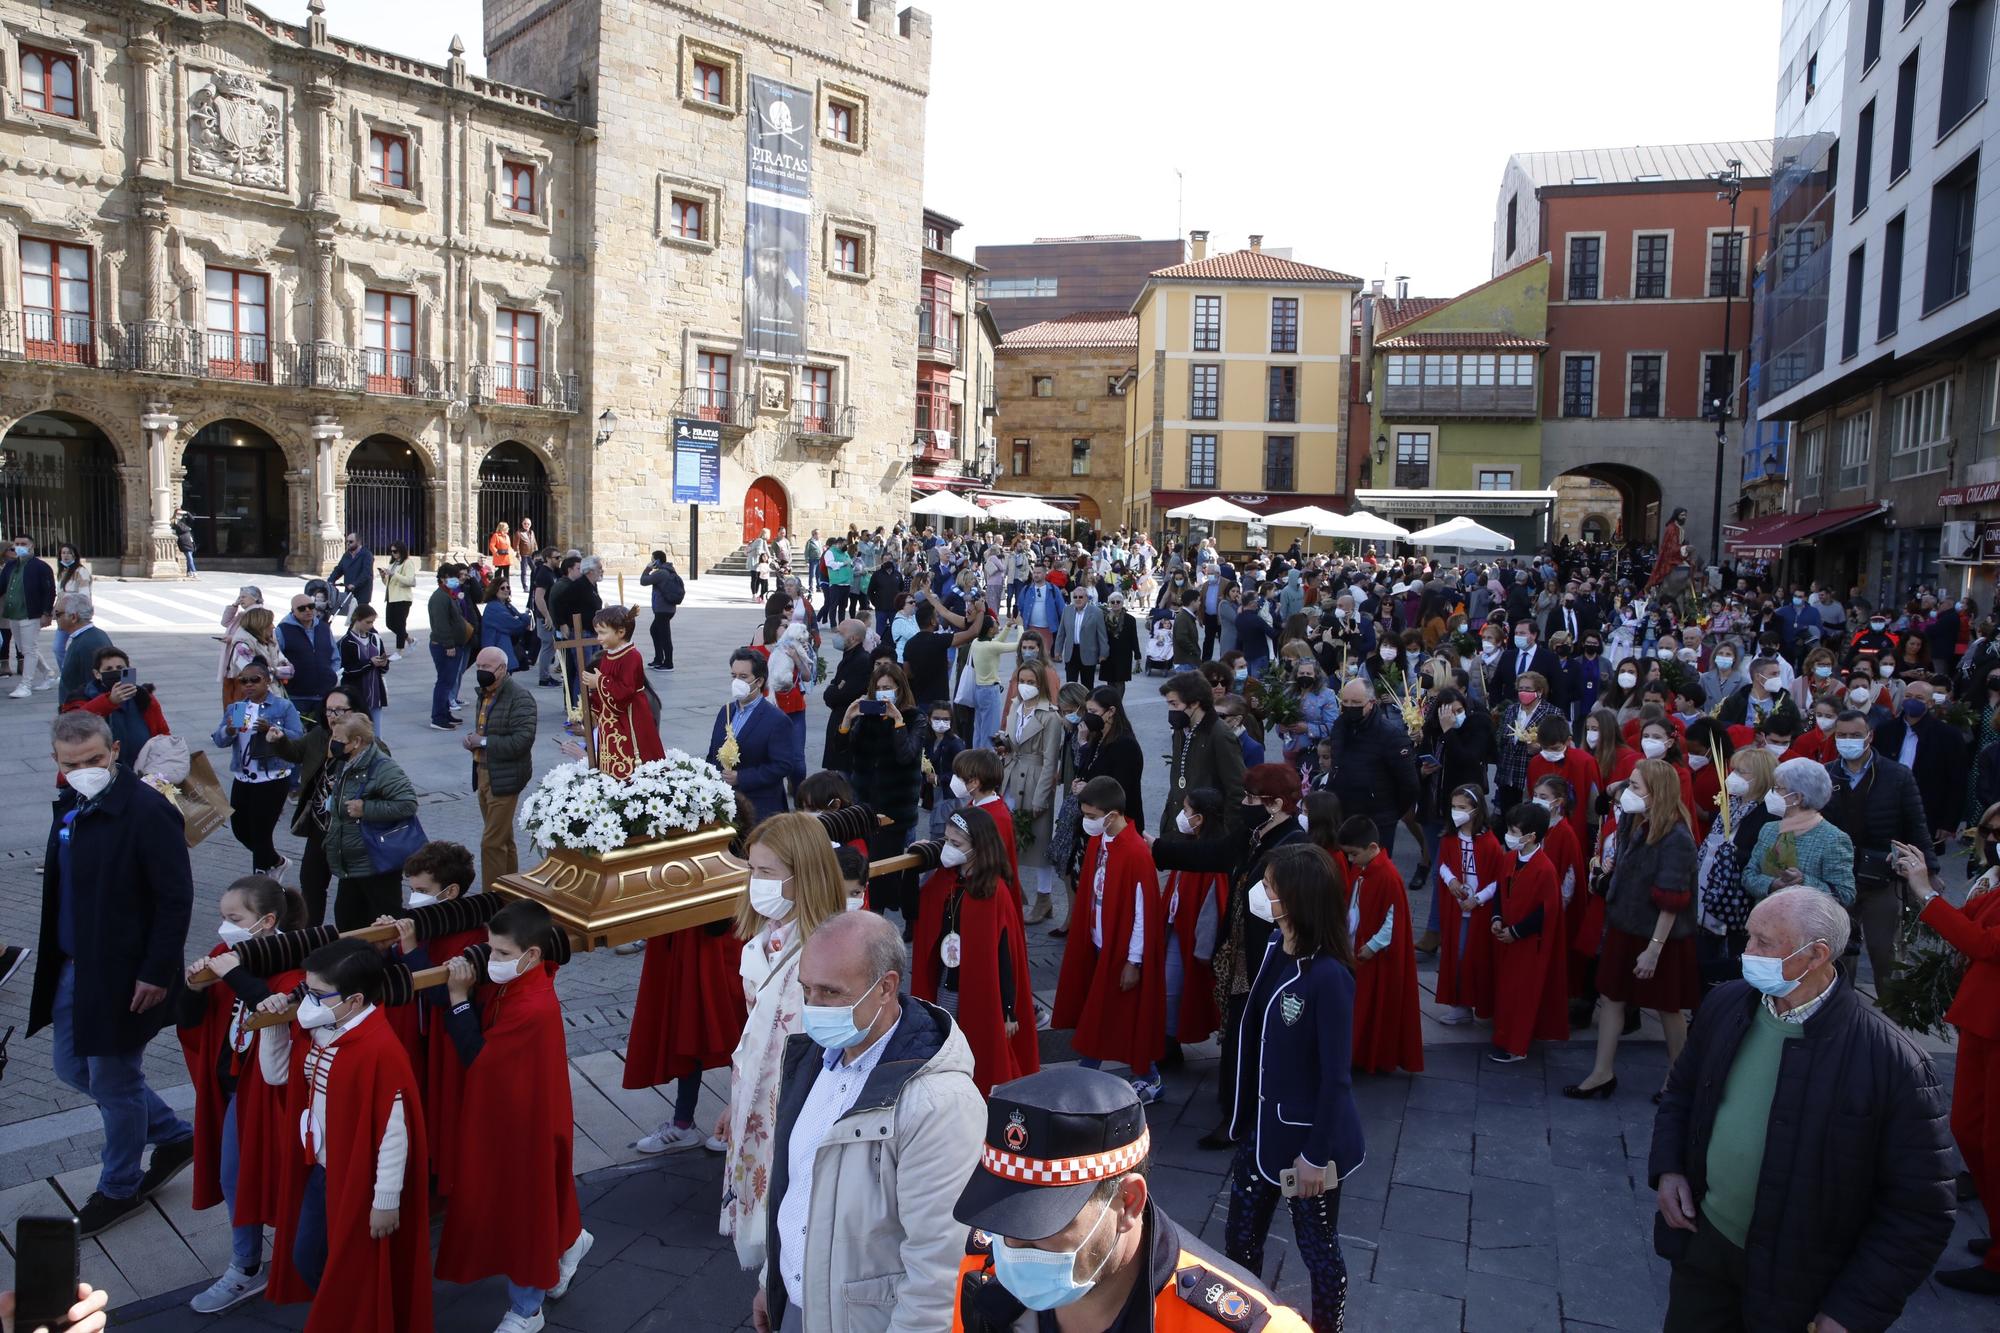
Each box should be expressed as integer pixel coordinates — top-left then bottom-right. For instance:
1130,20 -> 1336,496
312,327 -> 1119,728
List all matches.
1726,503 -> 1887,558
910,474 -> 990,493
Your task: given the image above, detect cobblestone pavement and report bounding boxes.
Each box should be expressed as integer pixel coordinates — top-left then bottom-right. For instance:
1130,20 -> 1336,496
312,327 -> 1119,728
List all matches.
0,572 -> 1990,1329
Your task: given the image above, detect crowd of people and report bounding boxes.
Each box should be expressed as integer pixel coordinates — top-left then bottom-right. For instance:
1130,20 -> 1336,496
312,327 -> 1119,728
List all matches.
6,507 -> 2000,1333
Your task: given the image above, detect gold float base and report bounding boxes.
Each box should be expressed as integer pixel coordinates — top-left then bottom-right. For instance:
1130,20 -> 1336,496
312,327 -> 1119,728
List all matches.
492,824 -> 747,952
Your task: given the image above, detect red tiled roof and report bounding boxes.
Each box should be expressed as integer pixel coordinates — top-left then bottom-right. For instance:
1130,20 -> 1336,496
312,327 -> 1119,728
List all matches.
1373,297 -> 1453,334
1000,312 -> 1139,349
1375,332 -> 1549,349
1149,249 -> 1361,284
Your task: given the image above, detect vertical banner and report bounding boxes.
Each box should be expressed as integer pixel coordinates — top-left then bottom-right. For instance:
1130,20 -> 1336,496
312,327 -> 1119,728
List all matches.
744,77 -> 813,365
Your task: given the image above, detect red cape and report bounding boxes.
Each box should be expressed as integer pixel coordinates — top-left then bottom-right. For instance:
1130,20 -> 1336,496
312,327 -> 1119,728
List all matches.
268,1008 -> 433,1333
436,966 -> 582,1290
1526,748 -> 1598,848
229,968 -> 305,1240
1492,850 -> 1570,1055
1166,869 -> 1228,1042
1052,824 -> 1167,1069
413,926 -> 485,1197
176,944 -> 243,1212
1571,820 -> 1617,964
624,923 -> 749,1087
1436,831 -> 1505,1012
176,948 -> 304,1216
973,796 -> 1027,916
1349,855 -> 1423,1074
1644,520 -> 1688,590
911,868 -> 1040,1093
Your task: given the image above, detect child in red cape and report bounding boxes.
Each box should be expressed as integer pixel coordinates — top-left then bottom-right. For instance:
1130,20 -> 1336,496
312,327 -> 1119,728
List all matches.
1162,789 -> 1230,1055
1338,815 -> 1423,1074
1436,784 -> 1505,1023
175,875 -> 306,1315
1531,774 -> 1586,920
378,841 -> 487,1197
435,900 -> 594,1327
1488,803 -> 1570,1061
1525,716 -> 1597,850
1052,775 -> 1168,1103
254,938 -> 431,1333
910,805 -> 1039,1091
951,747 -> 1022,907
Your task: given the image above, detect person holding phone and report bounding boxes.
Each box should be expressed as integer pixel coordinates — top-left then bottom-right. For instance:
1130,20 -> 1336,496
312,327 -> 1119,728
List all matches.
210,664 -> 304,879
0,1281 -> 110,1333
64,647 -> 169,753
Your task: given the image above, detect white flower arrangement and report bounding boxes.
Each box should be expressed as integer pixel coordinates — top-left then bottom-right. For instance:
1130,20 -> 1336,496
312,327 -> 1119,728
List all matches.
517,750 -> 736,854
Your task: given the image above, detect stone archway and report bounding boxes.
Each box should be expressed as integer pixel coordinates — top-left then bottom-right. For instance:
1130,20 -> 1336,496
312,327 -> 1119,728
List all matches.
1553,463 -> 1662,545
478,442 -> 553,553
0,412 -> 126,561
181,419 -> 290,564
342,434 -> 430,556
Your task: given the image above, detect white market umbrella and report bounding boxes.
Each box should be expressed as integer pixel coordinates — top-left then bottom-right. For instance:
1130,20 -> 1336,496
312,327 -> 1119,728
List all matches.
1263,504 -> 1348,529
910,490 -> 985,519
1404,516 -> 1515,550
984,496 -> 1071,523
1165,496 -> 1263,523
1313,510 -> 1410,542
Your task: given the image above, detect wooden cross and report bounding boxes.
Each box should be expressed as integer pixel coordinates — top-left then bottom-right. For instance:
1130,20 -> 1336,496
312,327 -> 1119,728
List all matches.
553,612 -> 603,770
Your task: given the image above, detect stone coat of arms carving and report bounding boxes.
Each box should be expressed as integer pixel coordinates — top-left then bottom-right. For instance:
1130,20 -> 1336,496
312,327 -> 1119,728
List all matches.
187,71 -> 285,189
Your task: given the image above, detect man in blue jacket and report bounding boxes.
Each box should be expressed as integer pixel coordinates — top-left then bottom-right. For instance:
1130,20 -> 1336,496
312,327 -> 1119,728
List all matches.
326,532 -> 374,617
276,592 -> 337,722
29,711 -> 194,1238
708,648 -> 800,822
1,535 -> 57,697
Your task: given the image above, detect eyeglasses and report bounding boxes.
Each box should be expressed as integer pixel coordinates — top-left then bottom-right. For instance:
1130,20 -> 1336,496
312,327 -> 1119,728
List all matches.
325,707 -> 352,719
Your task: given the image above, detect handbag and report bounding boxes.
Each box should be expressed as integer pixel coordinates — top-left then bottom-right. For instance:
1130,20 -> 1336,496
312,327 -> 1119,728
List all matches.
353,757 -> 427,874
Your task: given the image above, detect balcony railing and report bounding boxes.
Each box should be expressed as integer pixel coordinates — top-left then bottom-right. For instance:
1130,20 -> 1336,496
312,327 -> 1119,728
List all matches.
0,311 -> 456,400
787,402 -> 855,444
668,386 -> 754,435
471,364 -> 581,413
916,314 -> 960,367
914,428 -> 956,463
1268,396 -> 1298,423
1379,383 -> 1538,418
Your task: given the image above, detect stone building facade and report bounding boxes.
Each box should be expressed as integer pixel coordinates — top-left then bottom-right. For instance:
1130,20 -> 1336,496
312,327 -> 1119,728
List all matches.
911,207 -> 999,493
991,312 -> 1137,531
0,0 -> 930,576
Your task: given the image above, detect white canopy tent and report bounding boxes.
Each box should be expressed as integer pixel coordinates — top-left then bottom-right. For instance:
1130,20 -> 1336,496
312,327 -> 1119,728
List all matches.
1313,511 -> 1410,542
1262,504 -> 1349,529
910,490 -> 987,519
1165,496 -> 1264,523
983,495 -> 1072,523
1404,516 -> 1516,550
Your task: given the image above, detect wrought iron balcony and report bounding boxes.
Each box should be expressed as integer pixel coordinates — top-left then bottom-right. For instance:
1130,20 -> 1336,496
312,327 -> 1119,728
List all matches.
787,402 -> 855,444
471,364 -> 581,413
668,386 -> 754,437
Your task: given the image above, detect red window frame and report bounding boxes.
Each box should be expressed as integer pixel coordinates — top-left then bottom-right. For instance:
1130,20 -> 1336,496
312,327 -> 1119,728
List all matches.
827,100 -> 855,142
369,131 -> 410,190
697,351 -> 733,421
20,46 -> 78,119
693,60 -> 727,106
834,233 -> 862,274
204,267 -> 270,383
916,366 -> 952,452
494,309 -> 541,404
18,237 -> 93,365
365,290 -> 415,394
802,367 -> 833,432
672,196 -> 705,240
502,160 -> 536,213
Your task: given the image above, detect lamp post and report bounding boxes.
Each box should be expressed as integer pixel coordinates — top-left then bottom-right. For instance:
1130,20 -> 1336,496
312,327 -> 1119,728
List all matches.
1372,433 -> 1388,487
1709,158 -> 1744,567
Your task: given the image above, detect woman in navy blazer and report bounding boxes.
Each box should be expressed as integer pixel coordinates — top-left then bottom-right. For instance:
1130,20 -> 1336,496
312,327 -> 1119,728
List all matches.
1224,842 -> 1365,1333
707,647 -> 802,823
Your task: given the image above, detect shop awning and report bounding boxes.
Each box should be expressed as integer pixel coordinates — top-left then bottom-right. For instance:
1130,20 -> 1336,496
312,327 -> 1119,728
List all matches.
1725,502 -> 1887,558
910,474 -> 990,493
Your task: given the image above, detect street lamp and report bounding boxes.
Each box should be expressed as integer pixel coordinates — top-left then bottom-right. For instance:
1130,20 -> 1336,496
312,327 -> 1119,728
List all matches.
1708,158 -> 1744,566
1372,433 -> 1388,485
594,407 -> 618,447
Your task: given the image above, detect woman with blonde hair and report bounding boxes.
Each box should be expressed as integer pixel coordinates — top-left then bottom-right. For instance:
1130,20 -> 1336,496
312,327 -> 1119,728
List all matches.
720,812 -> 846,1270
220,605 -> 291,708
1564,758 -> 1698,1100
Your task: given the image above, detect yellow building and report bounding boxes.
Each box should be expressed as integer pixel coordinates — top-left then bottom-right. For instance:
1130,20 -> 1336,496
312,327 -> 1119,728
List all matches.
1123,233 -> 1361,548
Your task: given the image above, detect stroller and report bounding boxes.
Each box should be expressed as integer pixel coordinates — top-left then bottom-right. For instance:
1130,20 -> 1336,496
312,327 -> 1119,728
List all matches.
304,577 -> 355,620
1144,607 -> 1175,676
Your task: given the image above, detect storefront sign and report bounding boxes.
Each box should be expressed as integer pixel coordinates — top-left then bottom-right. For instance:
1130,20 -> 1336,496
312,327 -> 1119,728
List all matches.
670,417 -> 722,505
1938,482 -> 2000,506
1983,520 -> 2000,563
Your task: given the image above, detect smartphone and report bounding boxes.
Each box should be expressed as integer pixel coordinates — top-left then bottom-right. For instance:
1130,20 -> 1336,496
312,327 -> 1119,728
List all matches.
1279,1168 -> 1299,1198
859,699 -> 886,716
117,667 -> 138,687
15,1214 -> 80,1329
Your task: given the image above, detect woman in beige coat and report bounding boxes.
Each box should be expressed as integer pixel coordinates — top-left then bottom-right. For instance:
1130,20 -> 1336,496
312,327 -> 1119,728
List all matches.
999,660 -> 1068,924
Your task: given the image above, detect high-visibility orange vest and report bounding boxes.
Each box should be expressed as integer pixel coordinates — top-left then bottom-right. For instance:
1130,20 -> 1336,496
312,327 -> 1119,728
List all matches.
951,1233 -> 1312,1332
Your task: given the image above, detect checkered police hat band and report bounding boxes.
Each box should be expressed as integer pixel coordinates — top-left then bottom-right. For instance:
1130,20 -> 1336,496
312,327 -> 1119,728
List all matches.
979,1127 -> 1150,1185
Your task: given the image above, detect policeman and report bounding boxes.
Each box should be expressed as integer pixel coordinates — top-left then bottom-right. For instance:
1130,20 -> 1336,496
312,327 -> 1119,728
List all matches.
951,1067 -> 1309,1332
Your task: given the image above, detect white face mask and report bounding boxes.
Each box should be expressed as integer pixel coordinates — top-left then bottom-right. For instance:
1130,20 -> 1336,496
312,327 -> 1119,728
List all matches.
1175,809 -> 1196,835
1450,807 -> 1473,827
1724,772 -> 1751,797
939,843 -> 970,868
1532,796 -> 1556,813
486,953 -> 528,985
950,774 -> 972,801
66,765 -> 114,801
1617,672 -> 1639,689
931,719 -> 952,734
1815,715 -> 1836,732
1877,662 -> 1895,678
1539,748 -> 1564,763
1246,880 -> 1278,923
1584,728 -> 1600,748
296,995 -> 340,1030
1080,814 -> 1108,838
1764,741 -> 1789,757
1380,647 -> 1399,662
748,875 -> 792,920
1018,683 -> 1040,701
1618,787 -> 1648,814
406,890 -> 440,910
729,677 -> 756,701
1764,790 -> 1790,817
1640,737 -> 1668,759
217,919 -> 259,947
1503,831 -> 1525,851
1688,754 -> 1710,770
1848,688 -> 1872,706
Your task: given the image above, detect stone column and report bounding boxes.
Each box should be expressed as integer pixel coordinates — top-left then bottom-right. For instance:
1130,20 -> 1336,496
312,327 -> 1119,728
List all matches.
138,196 -> 170,329
128,29 -> 166,170
310,413 -> 344,574
139,402 -> 181,579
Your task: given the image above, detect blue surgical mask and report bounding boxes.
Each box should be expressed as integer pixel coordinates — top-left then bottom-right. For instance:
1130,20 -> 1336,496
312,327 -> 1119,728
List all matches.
989,1201 -> 1118,1311
1513,634 -> 1530,650
1740,939 -> 1822,998
11,545 -> 27,558
445,577 -> 461,590
1901,697 -> 1927,720
1834,737 -> 1868,760
800,973 -> 887,1050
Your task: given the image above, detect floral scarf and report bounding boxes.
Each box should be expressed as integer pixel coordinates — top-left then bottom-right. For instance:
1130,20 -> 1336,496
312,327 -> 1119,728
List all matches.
720,922 -> 802,1270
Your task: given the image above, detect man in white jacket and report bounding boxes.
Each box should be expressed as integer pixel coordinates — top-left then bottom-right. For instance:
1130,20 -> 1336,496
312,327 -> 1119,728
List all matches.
753,911 -> 985,1333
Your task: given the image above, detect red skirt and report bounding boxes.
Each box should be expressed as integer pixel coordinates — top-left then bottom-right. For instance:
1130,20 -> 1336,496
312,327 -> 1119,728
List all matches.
1595,926 -> 1700,1012
623,926 -> 748,1088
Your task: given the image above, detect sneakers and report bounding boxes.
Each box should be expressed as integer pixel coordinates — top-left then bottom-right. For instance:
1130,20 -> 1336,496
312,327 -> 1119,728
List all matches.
430,720 -> 459,731
76,1190 -> 147,1238
1436,1006 -> 1474,1026
611,941 -> 645,956
703,1132 -> 727,1153
1130,1073 -> 1164,1105
549,1229 -> 594,1300
189,1265 -> 266,1314
140,1135 -> 197,1197
634,1122 -> 704,1155
1487,1048 -> 1527,1064
0,943 -> 28,990
258,857 -> 291,885
32,678 -> 52,692
494,1311 -> 545,1333
388,652 -> 403,663
7,684 -> 28,700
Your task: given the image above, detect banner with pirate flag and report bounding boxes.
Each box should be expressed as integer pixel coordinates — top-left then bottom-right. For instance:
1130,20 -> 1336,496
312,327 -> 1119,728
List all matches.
743,76 -> 813,365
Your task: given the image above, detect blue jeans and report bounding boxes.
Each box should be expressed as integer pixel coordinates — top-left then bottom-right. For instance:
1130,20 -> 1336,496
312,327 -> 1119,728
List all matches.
506,1280 -> 548,1317
672,1073 -> 701,1127
53,627 -> 69,668
51,963 -> 190,1199
430,643 -> 456,724
219,1094 -> 263,1269
293,1165 -> 327,1290
185,551 -> 198,574
972,682 -> 1003,750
